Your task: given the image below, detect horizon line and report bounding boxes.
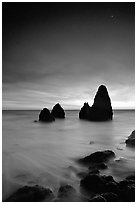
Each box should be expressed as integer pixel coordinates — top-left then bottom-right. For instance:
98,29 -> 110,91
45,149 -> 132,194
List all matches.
2,108 -> 135,111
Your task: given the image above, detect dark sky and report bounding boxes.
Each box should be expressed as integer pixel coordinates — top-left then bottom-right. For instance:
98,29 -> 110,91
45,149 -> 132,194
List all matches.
2,2 -> 135,109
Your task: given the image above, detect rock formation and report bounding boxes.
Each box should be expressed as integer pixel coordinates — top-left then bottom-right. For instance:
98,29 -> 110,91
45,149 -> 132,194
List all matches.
79,85 -> 113,121
80,173 -> 135,202
51,103 -> 65,118
79,103 -> 90,119
126,130 -> 135,146
5,185 -> 54,202
39,108 -> 55,122
78,148 -> 135,202
78,150 -> 115,165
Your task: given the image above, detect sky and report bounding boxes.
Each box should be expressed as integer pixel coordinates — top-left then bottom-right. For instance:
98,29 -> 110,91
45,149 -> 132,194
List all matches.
2,2 -> 135,110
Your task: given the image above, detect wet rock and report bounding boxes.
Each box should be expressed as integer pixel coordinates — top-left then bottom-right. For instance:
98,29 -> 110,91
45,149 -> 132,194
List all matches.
51,103 -> 65,118
79,85 -> 113,121
77,169 -> 100,179
102,175 -> 114,183
119,183 -> 135,202
89,162 -> 108,170
77,171 -> 89,179
79,150 -> 115,165
119,180 -> 133,188
80,174 -> 116,193
100,192 -> 118,202
106,181 -> 119,194
89,195 -> 106,202
5,185 -> 54,202
39,108 -> 55,122
126,175 -> 135,181
56,185 -> 79,201
126,130 -> 135,146
117,174 -> 135,201
118,176 -> 135,188
58,184 -> 76,198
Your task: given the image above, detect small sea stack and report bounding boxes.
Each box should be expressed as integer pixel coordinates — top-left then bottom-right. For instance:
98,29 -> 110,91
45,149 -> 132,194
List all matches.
79,85 -> 113,121
126,130 -> 135,146
39,108 -> 55,122
79,102 -> 90,119
51,103 -> 65,118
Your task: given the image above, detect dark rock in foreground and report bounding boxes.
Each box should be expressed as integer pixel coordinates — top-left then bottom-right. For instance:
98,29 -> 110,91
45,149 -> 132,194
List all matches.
126,175 -> 135,181
79,150 -> 115,165
5,185 -> 54,202
89,195 -> 106,202
126,130 -> 135,146
58,184 -> 76,198
79,85 -> 113,121
54,184 -> 82,202
118,175 -> 135,202
77,169 -> 100,179
78,149 -> 135,202
51,103 -> 65,118
39,108 -> 55,122
80,174 -> 116,193
100,192 -> 118,202
80,173 -> 135,202
89,162 -> 108,170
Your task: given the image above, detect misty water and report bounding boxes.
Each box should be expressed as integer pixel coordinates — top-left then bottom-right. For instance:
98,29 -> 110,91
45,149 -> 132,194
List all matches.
2,110 -> 135,201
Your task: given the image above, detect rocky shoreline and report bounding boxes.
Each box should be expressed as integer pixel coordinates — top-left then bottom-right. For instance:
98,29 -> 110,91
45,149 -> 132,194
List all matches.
5,139 -> 135,202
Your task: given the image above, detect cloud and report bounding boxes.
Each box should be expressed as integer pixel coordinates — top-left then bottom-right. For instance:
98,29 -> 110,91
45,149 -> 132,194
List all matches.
2,3 -> 134,109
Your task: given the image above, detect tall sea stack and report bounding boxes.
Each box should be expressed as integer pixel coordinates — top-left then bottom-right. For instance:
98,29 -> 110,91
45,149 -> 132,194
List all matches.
79,85 -> 113,121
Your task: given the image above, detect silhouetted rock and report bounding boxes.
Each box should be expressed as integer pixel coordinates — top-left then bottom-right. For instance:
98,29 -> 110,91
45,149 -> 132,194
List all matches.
118,175 -> 135,189
5,185 -> 54,202
126,175 -> 135,181
39,108 -> 55,122
80,172 -> 135,201
126,130 -> 135,146
77,169 -> 100,179
79,150 -> 115,165
79,102 -> 90,119
51,103 -> 65,118
89,195 -> 106,202
79,85 -> 113,121
80,174 -> 116,193
100,192 -> 118,202
55,184 -> 80,202
58,185 -> 76,198
89,162 -> 108,170
77,171 -> 88,179
106,181 -> 119,194
118,179 -> 135,202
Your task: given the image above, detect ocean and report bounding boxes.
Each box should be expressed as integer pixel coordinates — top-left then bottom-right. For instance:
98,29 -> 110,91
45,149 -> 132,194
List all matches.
2,110 -> 135,201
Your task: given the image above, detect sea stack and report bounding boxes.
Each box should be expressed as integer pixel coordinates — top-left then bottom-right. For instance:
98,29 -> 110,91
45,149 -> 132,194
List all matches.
51,103 -> 65,118
79,85 -> 113,121
125,130 -> 135,146
39,108 -> 55,122
79,102 -> 90,119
